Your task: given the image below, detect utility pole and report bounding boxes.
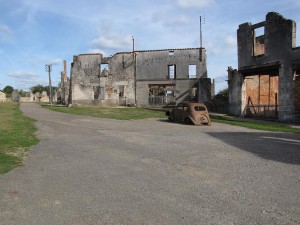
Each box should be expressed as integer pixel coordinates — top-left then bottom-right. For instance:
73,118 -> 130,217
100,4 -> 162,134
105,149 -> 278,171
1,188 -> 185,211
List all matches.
199,15 -> 205,60
132,36 -> 135,53
198,16 -> 205,103
132,36 -> 137,106
45,64 -> 53,107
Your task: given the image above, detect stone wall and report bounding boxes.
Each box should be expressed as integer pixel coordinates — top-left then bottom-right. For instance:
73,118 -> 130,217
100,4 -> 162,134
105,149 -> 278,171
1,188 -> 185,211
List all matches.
69,48 -> 212,107
0,91 -> 6,102
70,54 -> 102,104
135,48 -> 210,106
232,12 -> 300,122
227,67 -> 243,116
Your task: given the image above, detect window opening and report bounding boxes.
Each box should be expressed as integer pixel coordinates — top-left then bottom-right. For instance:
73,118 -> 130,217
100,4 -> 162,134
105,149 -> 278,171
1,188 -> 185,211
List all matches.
253,26 -> 265,56
194,106 -> 206,111
100,63 -> 109,77
169,51 -> 174,56
189,65 -> 197,78
168,65 -> 176,79
100,63 -> 109,72
119,85 -> 125,97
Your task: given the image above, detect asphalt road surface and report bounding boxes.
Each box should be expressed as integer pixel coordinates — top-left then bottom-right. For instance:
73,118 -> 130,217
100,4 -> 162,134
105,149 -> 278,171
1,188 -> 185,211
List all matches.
0,103 -> 299,225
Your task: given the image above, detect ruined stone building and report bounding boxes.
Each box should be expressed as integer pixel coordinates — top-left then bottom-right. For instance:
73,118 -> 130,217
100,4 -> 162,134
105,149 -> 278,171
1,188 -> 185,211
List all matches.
68,48 -> 213,107
0,91 -> 6,102
56,60 -> 69,104
228,12 -> 300,122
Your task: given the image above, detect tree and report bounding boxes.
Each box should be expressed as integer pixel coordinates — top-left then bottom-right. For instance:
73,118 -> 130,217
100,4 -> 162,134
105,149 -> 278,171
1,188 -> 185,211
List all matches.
3,85 -> 14,98
3,85 -> 14,94
213,88 -> 229,102
18,90 -> 27,97
30,85 -> 46,94
30,84 -> 57,96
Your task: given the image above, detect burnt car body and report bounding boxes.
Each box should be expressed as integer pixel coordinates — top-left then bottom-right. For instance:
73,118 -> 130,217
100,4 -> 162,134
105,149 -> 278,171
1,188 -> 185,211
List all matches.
166,102 -> 211,126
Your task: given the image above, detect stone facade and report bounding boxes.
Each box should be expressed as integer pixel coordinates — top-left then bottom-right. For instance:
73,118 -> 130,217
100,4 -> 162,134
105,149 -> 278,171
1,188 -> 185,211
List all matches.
229,12 -> 300,122
57,60 -> 70,104
69,48 -> 213,107
0,91 -> 6,102
34,91 -> 49,103
135,48 -> 210,107
70,54 -> 102,104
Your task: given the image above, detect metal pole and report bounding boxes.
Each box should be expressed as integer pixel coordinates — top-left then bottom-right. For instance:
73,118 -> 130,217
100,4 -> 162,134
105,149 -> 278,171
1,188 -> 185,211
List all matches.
45,64 -> 53,107
198,16 -> 205,102
132,36 -> 135,53
132,36 -> 137,106
200,16 -> 202,49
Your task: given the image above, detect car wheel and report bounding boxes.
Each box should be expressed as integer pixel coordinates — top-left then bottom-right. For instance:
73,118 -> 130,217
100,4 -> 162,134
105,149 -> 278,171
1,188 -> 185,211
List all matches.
184,117 -> 192,125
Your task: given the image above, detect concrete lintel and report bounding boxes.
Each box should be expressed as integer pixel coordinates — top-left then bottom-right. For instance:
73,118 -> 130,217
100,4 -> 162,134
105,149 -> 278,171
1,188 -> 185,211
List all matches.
239,61 -> 281,75
251,21 -> 266,29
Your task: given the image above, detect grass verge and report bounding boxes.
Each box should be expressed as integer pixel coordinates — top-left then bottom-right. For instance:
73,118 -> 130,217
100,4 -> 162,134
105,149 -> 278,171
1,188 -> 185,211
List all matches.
42,104 -> 299,134
42,104 -> 166,120
211,115 -> 300,134
0,103 -> 38,174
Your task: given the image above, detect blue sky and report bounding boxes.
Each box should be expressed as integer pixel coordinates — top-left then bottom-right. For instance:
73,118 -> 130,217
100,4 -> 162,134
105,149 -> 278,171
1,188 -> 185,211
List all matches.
0,0 -> 299,93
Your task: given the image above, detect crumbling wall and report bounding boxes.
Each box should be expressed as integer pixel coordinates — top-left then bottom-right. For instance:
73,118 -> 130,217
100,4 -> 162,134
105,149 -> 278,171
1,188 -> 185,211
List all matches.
135,48 -> 209,106
234,12 -> 299,122
0,91 -> 6,102
294,74 -> 300,113
228,67 -> 243,116
70,48 -> 212,107
101,53 -> 135,106
71,54 -> 102,104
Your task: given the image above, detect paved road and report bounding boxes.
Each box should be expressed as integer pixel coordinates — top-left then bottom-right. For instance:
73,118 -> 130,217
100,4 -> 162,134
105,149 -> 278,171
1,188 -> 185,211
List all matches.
0,103 -> 299,225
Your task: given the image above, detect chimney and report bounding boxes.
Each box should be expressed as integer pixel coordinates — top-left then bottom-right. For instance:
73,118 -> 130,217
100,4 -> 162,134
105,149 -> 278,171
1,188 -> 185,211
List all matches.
64,60 -> 67,77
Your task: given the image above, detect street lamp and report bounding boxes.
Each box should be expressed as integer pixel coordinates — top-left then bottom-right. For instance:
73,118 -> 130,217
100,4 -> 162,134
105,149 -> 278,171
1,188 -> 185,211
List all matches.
45,64 -> 53,107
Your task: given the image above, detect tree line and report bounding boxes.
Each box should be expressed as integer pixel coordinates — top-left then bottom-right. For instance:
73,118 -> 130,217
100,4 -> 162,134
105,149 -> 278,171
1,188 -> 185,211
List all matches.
1,85 -> 57,98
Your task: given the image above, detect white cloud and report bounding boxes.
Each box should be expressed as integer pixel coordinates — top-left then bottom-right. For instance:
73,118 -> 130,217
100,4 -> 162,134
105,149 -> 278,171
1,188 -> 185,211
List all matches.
49,58 -> 64,65
8,71 -> 39,79
7,71 -> 46,91
87,49 -> 109,56
28,59 -> 38,67
225,36 -> 236,47
206,42 -> 221,56
164,15 -> 189,27
0,24 -> 13,43
177,0 -> 215,9
90,33 -> 133,50
0,24 -> 12,34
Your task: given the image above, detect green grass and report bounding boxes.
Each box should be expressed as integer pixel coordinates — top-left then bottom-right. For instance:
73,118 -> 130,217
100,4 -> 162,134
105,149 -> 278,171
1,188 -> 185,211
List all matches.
42,104 -> 166,120
211,115 -> 300,134
42,104 -> 300,133
0,103 -> 38,174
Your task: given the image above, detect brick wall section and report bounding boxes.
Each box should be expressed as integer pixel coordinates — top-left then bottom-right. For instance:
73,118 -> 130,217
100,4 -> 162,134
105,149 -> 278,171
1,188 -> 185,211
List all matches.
295,77 -> 300,112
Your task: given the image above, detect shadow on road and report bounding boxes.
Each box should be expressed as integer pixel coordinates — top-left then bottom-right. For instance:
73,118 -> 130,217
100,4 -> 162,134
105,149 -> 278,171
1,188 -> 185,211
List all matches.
206,132 -> 300,165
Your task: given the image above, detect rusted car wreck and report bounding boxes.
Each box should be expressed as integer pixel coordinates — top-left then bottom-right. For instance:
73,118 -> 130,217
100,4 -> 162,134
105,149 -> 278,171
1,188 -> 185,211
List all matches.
166,102 -> 211,126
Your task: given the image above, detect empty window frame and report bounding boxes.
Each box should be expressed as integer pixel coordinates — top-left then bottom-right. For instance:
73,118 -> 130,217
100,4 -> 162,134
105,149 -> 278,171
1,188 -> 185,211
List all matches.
253,26 -> 265,56
99,63 -> 109,77
188,65 -> 197,78
168,65 -> 176,79
100,63 -> 109,72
